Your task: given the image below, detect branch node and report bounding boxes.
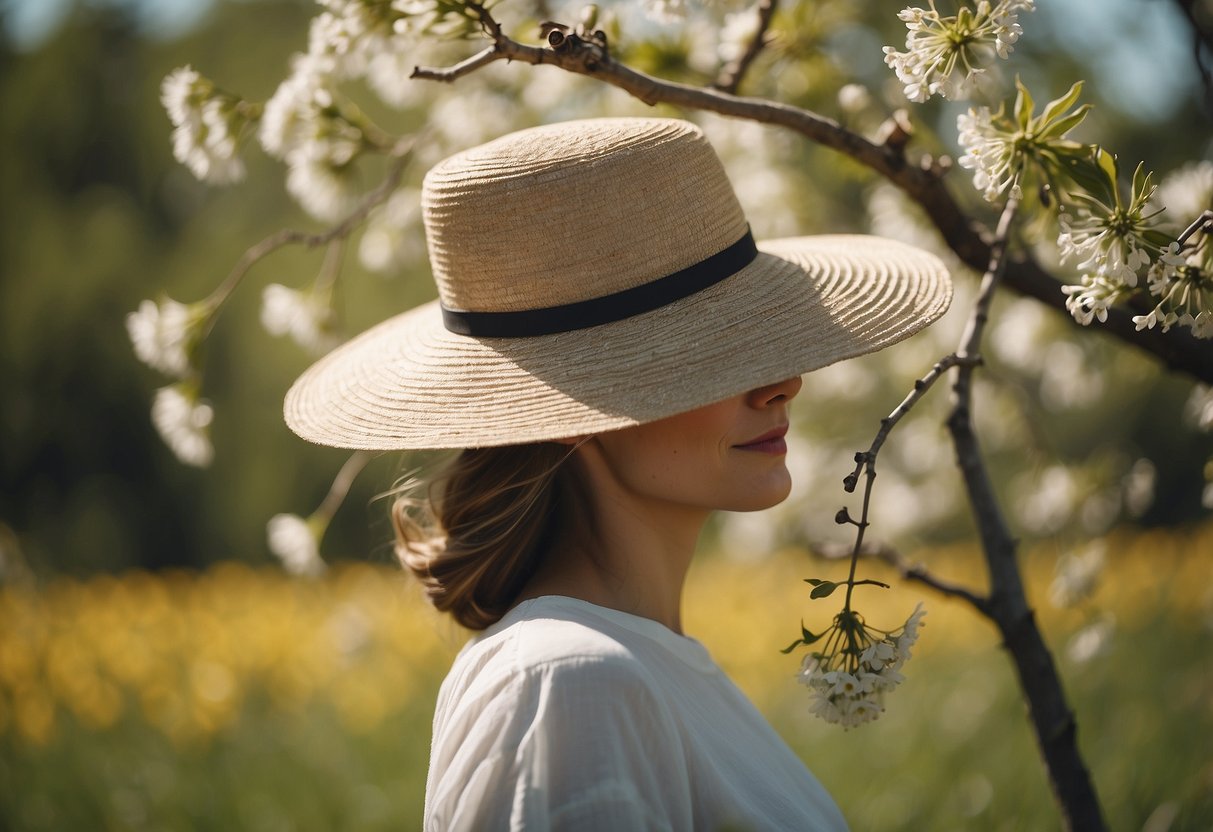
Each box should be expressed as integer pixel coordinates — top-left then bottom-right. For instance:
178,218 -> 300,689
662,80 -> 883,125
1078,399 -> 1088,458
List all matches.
876,109 -> 914,155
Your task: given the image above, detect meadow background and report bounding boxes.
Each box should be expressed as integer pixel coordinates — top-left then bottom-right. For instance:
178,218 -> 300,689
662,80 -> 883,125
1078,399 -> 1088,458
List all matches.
2,0 -> 1212,829
3,524 -> 1212,830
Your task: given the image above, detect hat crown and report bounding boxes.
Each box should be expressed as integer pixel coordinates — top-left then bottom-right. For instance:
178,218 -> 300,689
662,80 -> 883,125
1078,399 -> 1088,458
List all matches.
422,118 -> 749,313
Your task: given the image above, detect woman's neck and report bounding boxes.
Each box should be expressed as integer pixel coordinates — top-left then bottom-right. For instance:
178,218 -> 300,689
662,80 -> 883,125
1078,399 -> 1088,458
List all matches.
517,457 -> 709,634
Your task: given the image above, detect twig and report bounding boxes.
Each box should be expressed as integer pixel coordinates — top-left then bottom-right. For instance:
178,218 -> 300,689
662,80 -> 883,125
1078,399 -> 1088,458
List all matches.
203,137 -> 416,318
1177,208 -> 1213,247
812,539 -> 989,613
843,353 -> 978,493
316,451 -> 376,523
835,351 -> 980,612
410,14 -> 1213,384
714,0 -> 779,94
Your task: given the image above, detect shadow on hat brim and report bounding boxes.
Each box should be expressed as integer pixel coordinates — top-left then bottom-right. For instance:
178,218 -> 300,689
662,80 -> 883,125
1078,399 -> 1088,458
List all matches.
284,234 -> 952,450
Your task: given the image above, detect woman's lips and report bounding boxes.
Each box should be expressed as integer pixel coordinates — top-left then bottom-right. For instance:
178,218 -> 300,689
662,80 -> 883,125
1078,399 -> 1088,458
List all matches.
734,425 -> 789,455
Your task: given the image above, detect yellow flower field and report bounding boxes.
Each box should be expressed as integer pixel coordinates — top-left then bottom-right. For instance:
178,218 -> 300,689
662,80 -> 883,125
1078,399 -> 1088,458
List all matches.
1,523 -> 1211,830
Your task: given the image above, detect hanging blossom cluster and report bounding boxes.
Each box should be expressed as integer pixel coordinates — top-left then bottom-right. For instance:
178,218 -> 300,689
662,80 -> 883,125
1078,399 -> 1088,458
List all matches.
161,66 -> 256,185
151,385 -> 215,468
883,0 -> 1035,103
127,298 -> 217,467
141,0 -> 474,465
161,0 -> 467,220
789,601 -> 926,727
261,283 -> 341,354
266,513 -> 328,577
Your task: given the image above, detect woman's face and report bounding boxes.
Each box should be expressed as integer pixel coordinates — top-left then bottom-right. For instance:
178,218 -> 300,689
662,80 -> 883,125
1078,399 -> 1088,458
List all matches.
584,377 -> 803,514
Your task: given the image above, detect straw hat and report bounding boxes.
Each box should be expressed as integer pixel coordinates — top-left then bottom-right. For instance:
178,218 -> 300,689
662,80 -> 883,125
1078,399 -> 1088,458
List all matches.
285,118 -> 952,450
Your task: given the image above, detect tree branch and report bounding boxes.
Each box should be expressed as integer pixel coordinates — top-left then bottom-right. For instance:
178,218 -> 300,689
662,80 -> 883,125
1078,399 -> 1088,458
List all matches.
411,22 -> 1213,384
946,196 -> 1107,832
714,0 -> 779,94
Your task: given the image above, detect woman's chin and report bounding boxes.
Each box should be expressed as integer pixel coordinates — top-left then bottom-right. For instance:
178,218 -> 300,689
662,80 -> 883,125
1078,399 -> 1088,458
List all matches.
725,474 -> 793,513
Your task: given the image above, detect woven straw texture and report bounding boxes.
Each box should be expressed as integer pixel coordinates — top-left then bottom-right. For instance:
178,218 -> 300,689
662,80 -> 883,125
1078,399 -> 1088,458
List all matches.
285,118 -> 953,450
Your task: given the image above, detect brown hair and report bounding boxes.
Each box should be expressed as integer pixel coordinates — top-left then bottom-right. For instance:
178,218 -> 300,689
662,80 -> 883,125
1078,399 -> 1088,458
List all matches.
392,443 -> 587,630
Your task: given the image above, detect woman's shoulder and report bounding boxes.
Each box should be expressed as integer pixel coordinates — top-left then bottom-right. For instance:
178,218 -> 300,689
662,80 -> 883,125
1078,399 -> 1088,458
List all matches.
434,596 -> 675,735
455,595 -> 653,681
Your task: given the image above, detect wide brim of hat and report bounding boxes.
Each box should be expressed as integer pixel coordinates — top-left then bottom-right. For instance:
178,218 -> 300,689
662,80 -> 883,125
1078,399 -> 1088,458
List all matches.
284,235 -> 952,450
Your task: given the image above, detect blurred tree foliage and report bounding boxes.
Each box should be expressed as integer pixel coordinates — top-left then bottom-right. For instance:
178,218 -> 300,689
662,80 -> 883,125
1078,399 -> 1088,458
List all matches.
0,0 -> 1210,579
0,1 -> 427,577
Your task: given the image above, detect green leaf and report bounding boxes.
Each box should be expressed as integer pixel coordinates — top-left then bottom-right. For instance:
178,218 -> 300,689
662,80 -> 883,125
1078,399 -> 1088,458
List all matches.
800,624 -> 824,645
1142,229 -> 1177,249
781,621 -> 826,654
1013,77 -> 1035,131
1096,148 -> 1119,191
810,581 -> 839,599
1131,161 -> 1154,201
804,578 -> 827,586
1062,149 -> 1116,206
1037,105 -> 1091,141
1038,81 -> 1085,128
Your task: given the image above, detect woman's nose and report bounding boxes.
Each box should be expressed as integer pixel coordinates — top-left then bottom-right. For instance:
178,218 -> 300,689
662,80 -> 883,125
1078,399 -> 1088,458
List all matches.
747,376 -> 803,408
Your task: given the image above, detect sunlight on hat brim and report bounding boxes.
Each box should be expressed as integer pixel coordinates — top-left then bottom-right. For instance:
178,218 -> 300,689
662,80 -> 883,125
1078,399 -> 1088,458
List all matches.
284,235 -> 952,450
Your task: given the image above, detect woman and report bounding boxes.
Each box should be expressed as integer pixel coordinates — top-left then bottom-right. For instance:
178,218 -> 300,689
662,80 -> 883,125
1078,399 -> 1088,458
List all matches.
284,117 -> 952,830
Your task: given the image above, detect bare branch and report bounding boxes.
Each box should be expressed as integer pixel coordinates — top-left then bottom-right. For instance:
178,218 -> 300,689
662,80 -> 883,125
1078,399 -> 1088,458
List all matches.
948,196 -> 1019,589
714,0 -> 779,94
945,196 -> 1107,832
812,539 -> 990,614
411,46 -> 500,83
203,138 -> 416,318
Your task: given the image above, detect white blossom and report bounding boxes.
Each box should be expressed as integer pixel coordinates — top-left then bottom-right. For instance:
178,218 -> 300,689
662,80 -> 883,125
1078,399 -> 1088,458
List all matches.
151,385 -> 214,467
1184,385 -> 1213,432
1049,542 -> 1106,609
267,513 -> 327,577
1157,160 -> 1213,224
161,65 -> 202,126
1121,458 -> 1156,519
366,49 -> 424,109
642,0 -> 689,24
359,187 -> 425,273
1065,615 -> 1115,664
1016,464 -> 1078,535
1061,276 -> 1124,328
160,66 -> 249,185
837,83 -> 872,114
957,105 -> 1021,202
286,157 -> 361,222
1039,341 -> 1103,411
717,9 -> 759,64
794,603 -> 925,727
261,283 -> 338,353
126,298 -> 203,378
883,1 -> 1035,103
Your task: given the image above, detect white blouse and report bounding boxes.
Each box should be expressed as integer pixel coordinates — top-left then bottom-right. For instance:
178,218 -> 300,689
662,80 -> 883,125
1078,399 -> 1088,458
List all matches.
424,595 -> 849,831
